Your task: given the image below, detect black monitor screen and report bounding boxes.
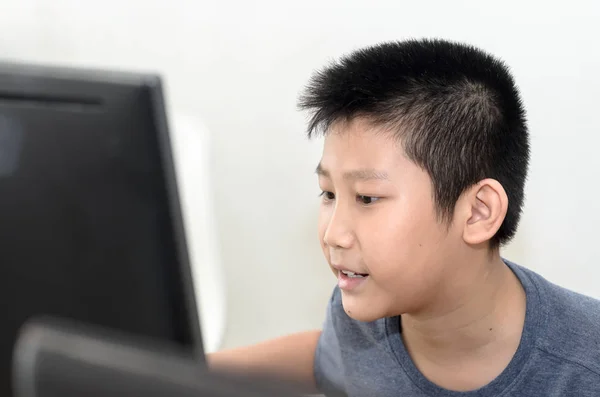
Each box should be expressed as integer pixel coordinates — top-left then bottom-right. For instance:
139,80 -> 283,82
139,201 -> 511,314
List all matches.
0,64 -> 203,396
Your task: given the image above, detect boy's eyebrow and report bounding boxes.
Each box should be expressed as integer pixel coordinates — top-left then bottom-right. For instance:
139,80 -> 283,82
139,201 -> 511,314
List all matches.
315,162 -> 390,181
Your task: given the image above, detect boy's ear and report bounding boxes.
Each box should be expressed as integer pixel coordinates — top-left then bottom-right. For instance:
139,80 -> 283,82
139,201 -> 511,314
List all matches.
461,179 -> 508,246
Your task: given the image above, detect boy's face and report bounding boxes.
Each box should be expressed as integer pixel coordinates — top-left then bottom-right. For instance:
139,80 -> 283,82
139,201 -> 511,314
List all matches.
317,118 -> 465,322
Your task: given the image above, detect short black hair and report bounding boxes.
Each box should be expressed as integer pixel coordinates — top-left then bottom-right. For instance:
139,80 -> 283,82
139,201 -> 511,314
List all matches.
298,38 -> 529,247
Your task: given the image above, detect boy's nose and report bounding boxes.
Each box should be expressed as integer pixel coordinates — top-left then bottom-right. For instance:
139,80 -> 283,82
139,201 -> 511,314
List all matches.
323,209 -> 354,249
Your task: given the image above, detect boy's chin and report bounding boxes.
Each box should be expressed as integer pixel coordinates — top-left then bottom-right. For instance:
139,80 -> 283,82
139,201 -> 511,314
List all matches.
340,294 -> 388,322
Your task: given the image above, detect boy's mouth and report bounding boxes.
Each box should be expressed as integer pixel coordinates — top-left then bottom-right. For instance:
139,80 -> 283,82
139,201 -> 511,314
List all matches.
338,269 -> 369,291
340,270 -> 368,278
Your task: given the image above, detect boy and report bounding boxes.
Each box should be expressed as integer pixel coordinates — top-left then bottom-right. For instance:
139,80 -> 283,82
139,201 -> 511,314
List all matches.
209,38 -> 600,396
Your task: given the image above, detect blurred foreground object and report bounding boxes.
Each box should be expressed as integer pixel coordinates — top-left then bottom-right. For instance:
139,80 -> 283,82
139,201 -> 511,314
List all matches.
169,113 -> 226,353
13,317 -> 303,397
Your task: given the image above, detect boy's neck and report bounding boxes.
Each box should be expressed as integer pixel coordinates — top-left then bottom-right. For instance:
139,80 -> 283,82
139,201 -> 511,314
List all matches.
400,253 -> 526,390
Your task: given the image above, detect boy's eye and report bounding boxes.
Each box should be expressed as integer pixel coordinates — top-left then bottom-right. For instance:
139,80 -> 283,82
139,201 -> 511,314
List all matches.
319,191 -> 335,201
357,195 -> 380,205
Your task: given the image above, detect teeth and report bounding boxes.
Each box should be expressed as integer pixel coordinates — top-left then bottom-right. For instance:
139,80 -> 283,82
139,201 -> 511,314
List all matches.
341,270 -> 364,278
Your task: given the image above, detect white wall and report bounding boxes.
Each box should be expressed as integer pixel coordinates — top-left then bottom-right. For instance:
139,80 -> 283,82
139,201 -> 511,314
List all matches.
2,0 -> 599,350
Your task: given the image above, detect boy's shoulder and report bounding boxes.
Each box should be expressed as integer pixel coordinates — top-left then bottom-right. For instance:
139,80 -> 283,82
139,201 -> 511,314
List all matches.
319,263 -> 600,395
510,262 -> 600,375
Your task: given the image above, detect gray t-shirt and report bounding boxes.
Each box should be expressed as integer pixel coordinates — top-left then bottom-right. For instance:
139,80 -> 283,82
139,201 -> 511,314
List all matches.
314,260 -> 600,396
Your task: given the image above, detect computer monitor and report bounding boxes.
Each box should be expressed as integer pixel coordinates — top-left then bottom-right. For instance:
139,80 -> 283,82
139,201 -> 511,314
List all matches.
0,62 -> 204,396
13,318 -> 306,397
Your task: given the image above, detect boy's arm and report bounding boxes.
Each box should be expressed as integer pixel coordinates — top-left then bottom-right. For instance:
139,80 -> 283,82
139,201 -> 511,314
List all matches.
206,330 -> 322,393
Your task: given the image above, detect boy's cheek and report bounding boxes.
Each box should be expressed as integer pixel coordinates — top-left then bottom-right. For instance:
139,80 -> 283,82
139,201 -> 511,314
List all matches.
360,252 -> 439,310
